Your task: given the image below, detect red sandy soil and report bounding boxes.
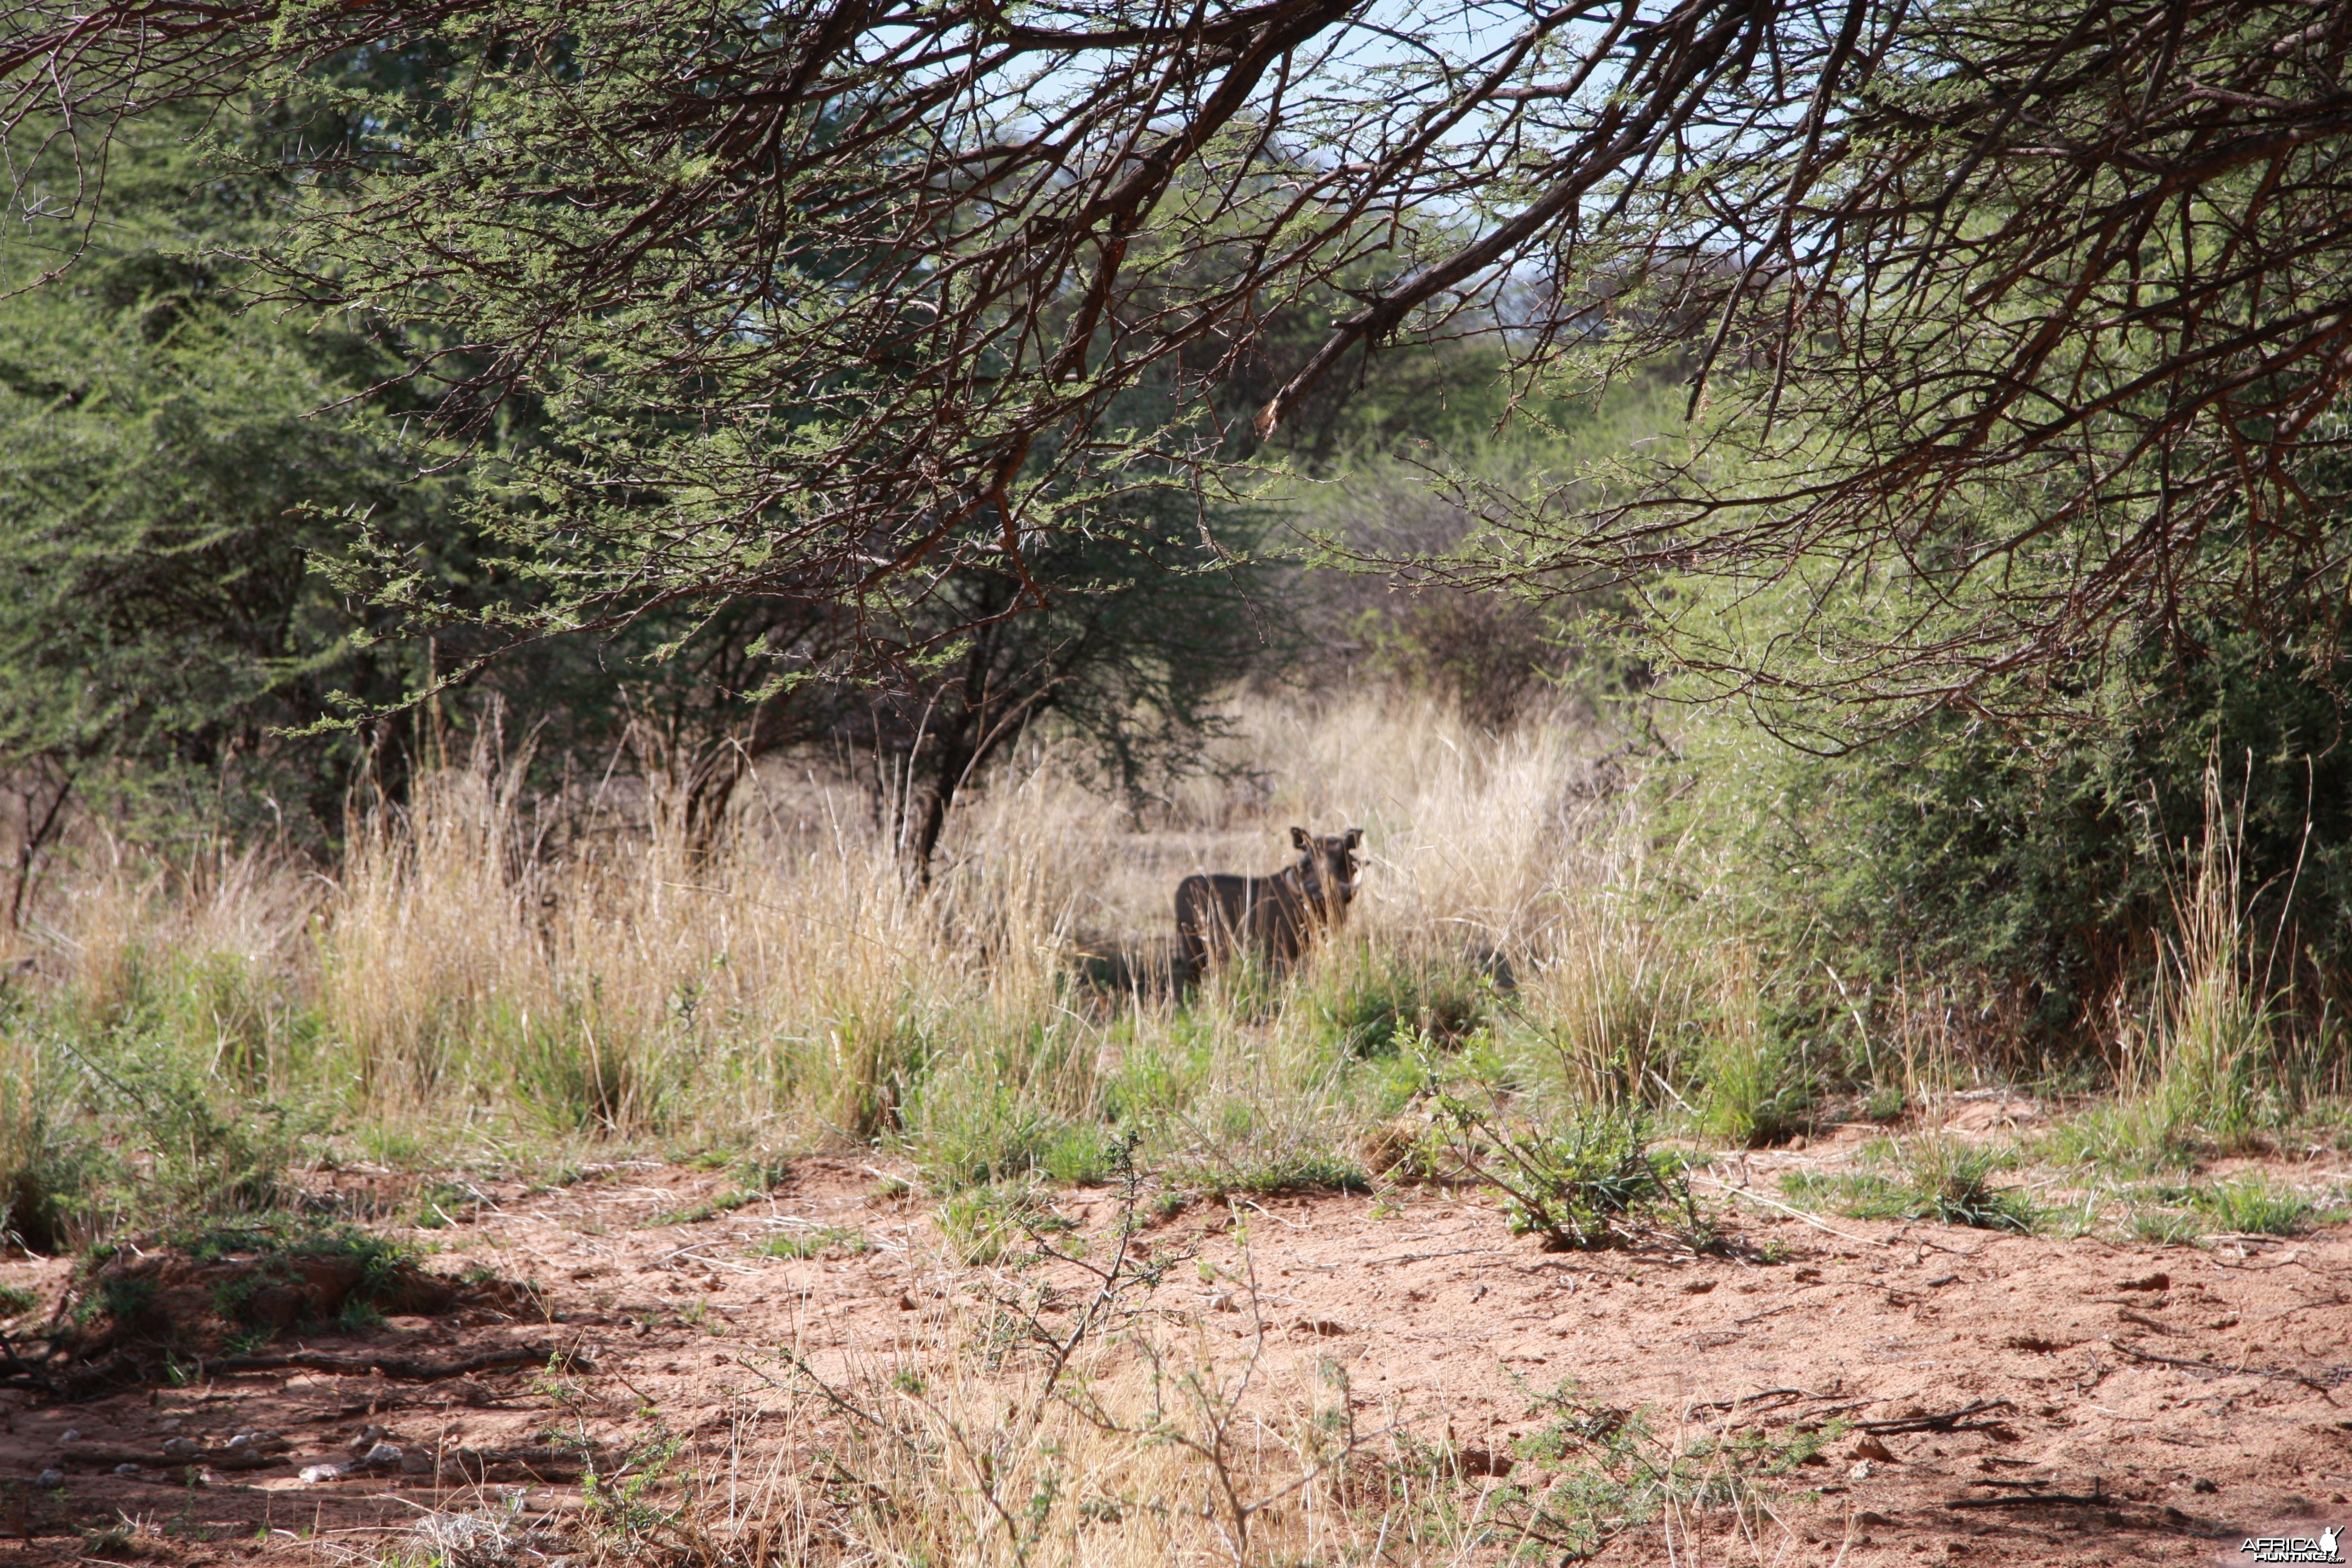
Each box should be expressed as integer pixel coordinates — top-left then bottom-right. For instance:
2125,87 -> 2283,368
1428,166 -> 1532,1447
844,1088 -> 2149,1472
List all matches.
1,1112 -> 2348,1567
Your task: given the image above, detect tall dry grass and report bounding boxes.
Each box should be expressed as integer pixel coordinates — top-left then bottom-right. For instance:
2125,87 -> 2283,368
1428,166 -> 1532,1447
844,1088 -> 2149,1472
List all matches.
2,693 -> 1700,1183
712,1290 -> 1440,1568
43,687 -> 2323,1212
2055,768 -> 2293,1166
0,685 -> 2328,1246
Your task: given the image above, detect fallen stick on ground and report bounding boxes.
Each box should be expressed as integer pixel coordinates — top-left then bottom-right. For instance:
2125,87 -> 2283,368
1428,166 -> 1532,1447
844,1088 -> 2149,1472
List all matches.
2113,1338 -> 2351,1390
206,1344 -> 579,1380
1684,1387 -> 1813,1416
59,1440 -> 290,1470
1855,1399 -> 2016,1435
1362,1247 -> 1511,1266
1691,1179 -> 1891,1247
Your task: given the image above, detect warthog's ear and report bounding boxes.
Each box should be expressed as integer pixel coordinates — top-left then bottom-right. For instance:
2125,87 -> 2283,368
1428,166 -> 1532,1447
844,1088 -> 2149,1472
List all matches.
1290,825 -> 1310,849
1344,828 -> 1363,849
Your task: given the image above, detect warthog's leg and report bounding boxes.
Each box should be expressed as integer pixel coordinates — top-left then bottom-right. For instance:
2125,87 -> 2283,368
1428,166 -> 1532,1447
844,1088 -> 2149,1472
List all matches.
1174,875 -> 1220,982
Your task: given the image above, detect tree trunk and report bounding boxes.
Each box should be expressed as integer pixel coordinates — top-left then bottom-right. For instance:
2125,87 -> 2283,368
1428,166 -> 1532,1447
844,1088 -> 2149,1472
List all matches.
682,745 -> 747,864
909,735 -> 969,884
7,762 -> 75,932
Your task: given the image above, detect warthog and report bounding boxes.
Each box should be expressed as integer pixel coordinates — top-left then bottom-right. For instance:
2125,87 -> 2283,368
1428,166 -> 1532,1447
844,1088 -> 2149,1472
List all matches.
1176,826 -> 1363,978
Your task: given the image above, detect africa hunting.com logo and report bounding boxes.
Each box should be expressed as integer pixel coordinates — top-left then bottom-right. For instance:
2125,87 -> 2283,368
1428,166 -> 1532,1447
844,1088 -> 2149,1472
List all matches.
2241,1526 -> 2344,1564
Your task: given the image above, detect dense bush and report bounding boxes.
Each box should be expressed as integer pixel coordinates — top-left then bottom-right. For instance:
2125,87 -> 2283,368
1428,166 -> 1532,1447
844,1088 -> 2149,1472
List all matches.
1664,620 -> 2352,1070
0,101 -> 466,848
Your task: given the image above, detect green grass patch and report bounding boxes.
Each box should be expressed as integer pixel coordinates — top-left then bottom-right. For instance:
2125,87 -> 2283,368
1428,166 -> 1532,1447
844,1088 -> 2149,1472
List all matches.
0,1053 -> 105,1254
1100,1017 -> 1214,1125
751,1226 -> 870,1260
352,1126 -> 439,1171
1035,1123 -> 1119,1186
935,1181 -> 1073,1266
638,1150 -> 795,1226
2189,1175 -> 2334,1236
2125,1207 -> 2204,1246
645,1189 -> 767,1227
901,1031 -> 1107,1194
2037,1102 -> 2203,1177
1305,949 -> 1490,1058
411,1178 -> 492,1229
1780,1139 -> 2038,1232
2120,1174 -> 2339,1239
1690,1025 -> 1811,1149
1173,1148 -> 1369,1199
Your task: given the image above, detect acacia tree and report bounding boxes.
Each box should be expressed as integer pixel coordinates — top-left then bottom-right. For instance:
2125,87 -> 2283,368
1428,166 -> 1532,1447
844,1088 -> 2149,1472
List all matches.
840,511 -> 1285,877
7,0 -> 2352,722
596,500 -> 1285,876
0,97 -> 466,887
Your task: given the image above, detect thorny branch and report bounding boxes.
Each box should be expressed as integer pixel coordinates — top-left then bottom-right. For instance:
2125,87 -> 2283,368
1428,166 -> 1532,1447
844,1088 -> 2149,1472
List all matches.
7,0 -> 2352,710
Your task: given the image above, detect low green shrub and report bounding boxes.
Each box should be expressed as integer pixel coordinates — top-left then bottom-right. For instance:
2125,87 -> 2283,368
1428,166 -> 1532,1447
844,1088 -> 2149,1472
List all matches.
1428,1093 -> 1702,1250
169,1215 -> 413,1276
1659,616 -> 2352,1077
80,1042 -> 313,1227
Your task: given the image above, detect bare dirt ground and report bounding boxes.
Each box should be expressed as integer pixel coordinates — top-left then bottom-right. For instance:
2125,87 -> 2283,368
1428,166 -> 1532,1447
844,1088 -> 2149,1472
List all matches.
3,1123 -> 2350,1567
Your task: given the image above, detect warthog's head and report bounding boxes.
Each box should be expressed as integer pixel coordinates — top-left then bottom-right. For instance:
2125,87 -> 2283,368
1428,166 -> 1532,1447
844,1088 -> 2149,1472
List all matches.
1290,826 -> 1364,920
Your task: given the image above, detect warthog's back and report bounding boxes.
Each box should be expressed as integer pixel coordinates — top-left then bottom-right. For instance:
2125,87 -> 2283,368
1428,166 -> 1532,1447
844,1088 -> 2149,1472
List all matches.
1177,872 -> 1293,976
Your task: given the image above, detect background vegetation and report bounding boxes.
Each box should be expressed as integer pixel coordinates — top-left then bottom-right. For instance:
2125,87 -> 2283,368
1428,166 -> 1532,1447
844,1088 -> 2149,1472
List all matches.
2,8 -> 2351,1272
